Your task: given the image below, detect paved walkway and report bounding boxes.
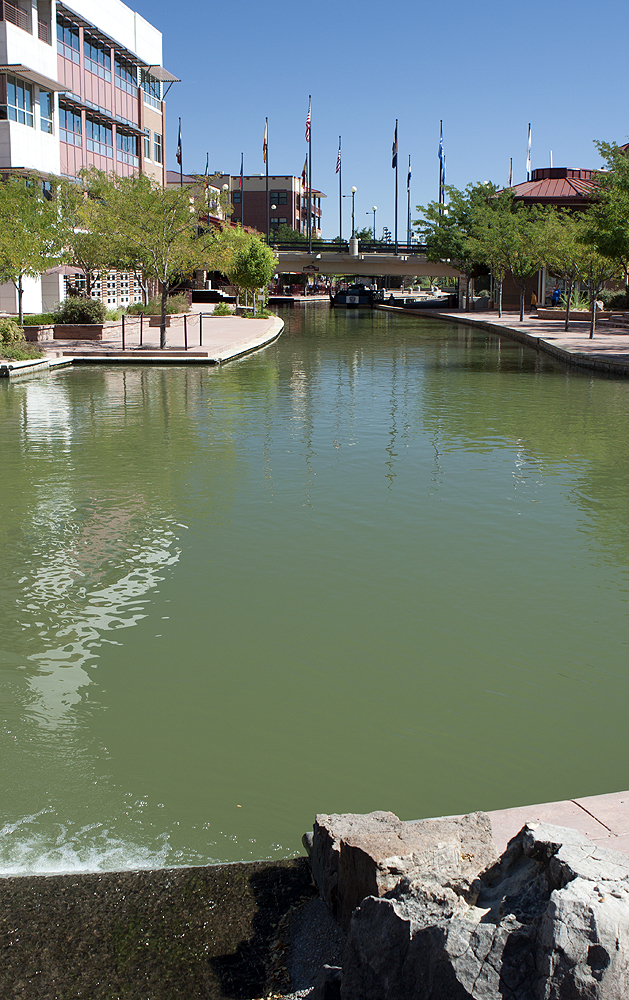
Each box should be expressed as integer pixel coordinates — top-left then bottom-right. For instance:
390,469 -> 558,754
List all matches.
483,789 -> 629,857
2,315 -> 284,376
376,305 -> 629,376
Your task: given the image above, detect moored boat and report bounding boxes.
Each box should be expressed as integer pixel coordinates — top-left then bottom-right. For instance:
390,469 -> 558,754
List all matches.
330,283 -> 374,308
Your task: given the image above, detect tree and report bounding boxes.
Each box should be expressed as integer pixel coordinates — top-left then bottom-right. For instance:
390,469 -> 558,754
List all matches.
415,183 -> 497,310
588,141 -> 629,288
97,174 -> 208,347
229,235 -> 277,316
56,175 -> 114,300
271,225 -> 306,244
0,177 -> 62,324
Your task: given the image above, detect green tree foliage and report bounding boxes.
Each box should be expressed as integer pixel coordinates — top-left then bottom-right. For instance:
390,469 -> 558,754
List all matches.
0,177 -> 62,323
271,225 -> 306,244
56,174 -> 114,299
229,236 -> 277,316
415,183 -> 498,310
95,174 -> 209,347
588,141 -> 629,287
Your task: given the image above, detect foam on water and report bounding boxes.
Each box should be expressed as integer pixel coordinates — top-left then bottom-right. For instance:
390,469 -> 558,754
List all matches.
0,810 -> 191,875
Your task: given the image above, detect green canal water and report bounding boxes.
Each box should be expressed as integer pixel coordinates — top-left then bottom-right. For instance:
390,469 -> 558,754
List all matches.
1,305 -> 629,873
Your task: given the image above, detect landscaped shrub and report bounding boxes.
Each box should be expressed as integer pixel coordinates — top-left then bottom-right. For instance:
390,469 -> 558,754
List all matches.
212,302 -> 233,316
55,297 -> 106,324
22,313 -> 56,326
0,342 -> 44,361
126,295 -> 190,315
0,317 -> 24,344
600,290 -> 629,310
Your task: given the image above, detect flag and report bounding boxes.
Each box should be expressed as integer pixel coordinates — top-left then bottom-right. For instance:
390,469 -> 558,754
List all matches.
407,156 -> 411,190
301,155 -> 307,188
239,152 -> 243,190
204,152 -> 209,189
305,98 -> 311,143
392,122 -> 398,168
438,124 -> 446,191
336,138 -> 341,175
263,119 -> 268,164
176,120 -> 182,165
526,123 -> 531,178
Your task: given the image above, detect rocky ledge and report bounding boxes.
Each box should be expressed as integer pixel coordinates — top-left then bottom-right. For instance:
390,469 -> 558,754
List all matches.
302,809 -> 629,1000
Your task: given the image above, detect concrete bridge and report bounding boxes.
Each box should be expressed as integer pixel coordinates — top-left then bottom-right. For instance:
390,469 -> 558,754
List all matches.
275,249 -> 463,280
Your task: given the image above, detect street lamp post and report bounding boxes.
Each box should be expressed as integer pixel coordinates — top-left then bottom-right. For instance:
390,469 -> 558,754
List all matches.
351,186 -> 356,237
366,206 -> 377,241
221,183 -> 229,222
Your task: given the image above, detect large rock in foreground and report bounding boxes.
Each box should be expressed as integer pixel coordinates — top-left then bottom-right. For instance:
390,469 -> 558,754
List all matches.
305,810 -> 497,929
339,822 -> 629,999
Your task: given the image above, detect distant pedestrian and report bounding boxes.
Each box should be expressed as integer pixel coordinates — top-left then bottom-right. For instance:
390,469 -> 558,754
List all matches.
551,284 -> 561,307
531,291 -> 537,313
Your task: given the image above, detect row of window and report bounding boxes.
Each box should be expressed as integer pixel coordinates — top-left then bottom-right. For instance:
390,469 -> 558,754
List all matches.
0,76 -> 53,132
143,128 -> 163,164
57,19 -> 162,104
234,190 -> 289,205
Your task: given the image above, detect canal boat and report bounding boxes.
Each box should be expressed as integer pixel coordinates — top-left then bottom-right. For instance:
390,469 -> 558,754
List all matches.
330,283 -> 375,308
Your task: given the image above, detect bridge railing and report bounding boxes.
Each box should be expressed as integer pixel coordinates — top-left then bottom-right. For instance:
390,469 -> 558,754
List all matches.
272,241 -> 427,255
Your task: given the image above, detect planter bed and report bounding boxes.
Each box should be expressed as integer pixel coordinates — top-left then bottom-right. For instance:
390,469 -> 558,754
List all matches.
24,324 -> 55,342
537,308 -> 611,321
53,324 -> 104,340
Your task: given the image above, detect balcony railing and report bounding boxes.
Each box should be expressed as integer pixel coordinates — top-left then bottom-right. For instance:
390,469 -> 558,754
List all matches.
38,18 -> 49,42
4,2 -> 29,32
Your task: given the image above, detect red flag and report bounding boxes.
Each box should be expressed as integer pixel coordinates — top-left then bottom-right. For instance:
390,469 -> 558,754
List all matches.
301,156 -> 307,187
305,98 -> 311,143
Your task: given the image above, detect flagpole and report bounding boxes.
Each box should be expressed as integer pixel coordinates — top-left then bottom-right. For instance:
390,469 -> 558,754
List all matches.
338,136 -> 342,248
265,118 -> 269,245
526,124 -> 531,181
240,152 -> 244,227
406,155 -> 411,247
509,157 -> 513,187
394,119 -> 398,255
307,95 -> 312,254
179,118 -> 182,188
438,119 -> 442,211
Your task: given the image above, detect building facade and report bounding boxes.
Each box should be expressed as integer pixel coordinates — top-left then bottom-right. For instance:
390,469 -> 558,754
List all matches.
213,174 -> 324,238
0,0 -> 175,312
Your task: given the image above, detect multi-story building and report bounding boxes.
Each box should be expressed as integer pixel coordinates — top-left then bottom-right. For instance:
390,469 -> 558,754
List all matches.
213,174 -> 324,238
0,0 -> 176,312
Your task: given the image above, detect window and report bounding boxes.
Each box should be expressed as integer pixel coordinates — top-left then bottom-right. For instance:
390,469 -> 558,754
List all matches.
57,19 -> 80,63
153,132 -> 162,164
84,35 -> 111,81
39,90 -> 53,133
114,57 -> 137,95
86,117 -> 112,156
3,76 -> 34,127
59,105 -> 82,145
270,190 -> 287,205
141,71 -> 161,109
116,130 -> 138,166
232,191 -> 241,204
144,128 -> 151,160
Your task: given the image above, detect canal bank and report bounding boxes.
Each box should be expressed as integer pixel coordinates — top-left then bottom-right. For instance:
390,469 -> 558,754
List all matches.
0,314 -> 284,377
375,304 -> 629,377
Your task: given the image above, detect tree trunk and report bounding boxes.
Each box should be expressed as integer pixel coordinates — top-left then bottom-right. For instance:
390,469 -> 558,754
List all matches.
465,275 -> 471,312
160,280 -> 169,350
519,282 -> 525,322
498,276 -> 503,318
253,288 -> 256,317
564,281 -> 573,333
86,270 -> 92,298
589,284 -> 598,340
235,288 -> 240,315
18,275 -> 23,325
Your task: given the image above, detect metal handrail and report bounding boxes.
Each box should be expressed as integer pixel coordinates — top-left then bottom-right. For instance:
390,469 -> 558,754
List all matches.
4,1 -> 29,31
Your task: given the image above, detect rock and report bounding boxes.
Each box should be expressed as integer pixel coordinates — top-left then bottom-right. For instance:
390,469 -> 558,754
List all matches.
312,964 -> 342,1000
338,821 -> 629,1000
307,810 -> 497,929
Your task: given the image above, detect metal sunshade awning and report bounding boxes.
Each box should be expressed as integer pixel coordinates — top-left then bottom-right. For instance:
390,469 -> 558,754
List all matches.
0,65 -> 66,91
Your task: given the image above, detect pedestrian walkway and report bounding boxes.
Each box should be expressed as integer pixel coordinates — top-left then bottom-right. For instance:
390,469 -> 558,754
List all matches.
376,305 -> 629,376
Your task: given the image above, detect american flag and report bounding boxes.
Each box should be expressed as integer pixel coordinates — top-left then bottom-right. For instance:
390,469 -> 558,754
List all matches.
263,119 -> 268,164
336,139 -> 341,175
392,121 -> 398,169
305,99 -> 311,143
301,155 -> 307,188
176,120 -> 182,165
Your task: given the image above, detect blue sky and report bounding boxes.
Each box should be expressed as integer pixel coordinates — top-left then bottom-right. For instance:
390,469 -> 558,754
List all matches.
133,0 -> 627,239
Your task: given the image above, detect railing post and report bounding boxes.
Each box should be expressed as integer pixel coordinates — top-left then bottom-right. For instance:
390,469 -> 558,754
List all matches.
139,312 -> 143,347
121,313 -> 125,351
199,311 -> 202,347
183,313 -> 187,351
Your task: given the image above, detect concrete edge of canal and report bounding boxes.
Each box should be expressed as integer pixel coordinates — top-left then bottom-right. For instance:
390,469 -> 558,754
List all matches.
1,788 -> 628,998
